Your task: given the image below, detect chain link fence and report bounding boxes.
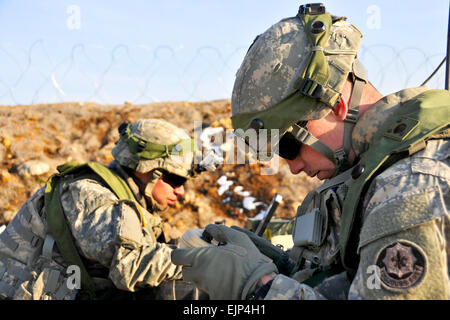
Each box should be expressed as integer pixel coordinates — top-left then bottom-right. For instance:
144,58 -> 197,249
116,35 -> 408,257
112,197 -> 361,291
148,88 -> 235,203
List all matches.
0,40 -> 446,106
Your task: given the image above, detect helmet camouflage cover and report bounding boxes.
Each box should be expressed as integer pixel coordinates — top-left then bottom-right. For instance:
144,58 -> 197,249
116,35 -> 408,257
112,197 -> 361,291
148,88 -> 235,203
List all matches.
112,119 -> 196,178
231,6 -> 365,166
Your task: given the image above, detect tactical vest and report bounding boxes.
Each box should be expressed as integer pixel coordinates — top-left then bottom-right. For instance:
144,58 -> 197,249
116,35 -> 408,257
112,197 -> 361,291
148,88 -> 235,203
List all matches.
0,162 -> 128,300
45,161 -> 198,300
44,161 -> 139,296
290,89 -> 450,285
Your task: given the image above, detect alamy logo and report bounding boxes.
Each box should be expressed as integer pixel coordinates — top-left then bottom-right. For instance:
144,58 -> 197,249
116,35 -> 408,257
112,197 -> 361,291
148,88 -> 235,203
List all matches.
366,265 -> 381,290
67,5 -> 81,30
366,5 -> 381,30
66,265 -> 81,290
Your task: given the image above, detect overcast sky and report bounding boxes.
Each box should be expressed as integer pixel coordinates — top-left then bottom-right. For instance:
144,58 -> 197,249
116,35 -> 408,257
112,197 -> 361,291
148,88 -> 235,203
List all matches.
0,0 -> 448,105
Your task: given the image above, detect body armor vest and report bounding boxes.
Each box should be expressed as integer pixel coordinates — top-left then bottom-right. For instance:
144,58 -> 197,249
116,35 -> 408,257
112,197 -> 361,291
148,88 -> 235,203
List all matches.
0,162 -> 149,299
290,88 -> 450,286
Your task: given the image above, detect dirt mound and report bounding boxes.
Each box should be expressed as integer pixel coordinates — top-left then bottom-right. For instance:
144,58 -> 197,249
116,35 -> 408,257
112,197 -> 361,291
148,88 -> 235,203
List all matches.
0,100 -> 321,239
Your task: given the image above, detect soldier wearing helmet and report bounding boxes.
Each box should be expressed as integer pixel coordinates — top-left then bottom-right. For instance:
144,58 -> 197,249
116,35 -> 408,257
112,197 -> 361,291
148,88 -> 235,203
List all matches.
172,3 -> 449,300
112,119 -> 196,212
0,118 -> 200,300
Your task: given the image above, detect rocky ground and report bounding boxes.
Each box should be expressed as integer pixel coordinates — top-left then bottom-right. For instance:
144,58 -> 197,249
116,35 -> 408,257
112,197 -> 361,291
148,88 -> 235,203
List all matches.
0,100 -> 321,240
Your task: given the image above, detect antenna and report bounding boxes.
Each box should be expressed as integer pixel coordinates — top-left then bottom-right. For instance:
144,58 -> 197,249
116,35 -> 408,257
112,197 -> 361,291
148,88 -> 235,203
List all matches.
446,2 -> 450,90
422,3 -> 450,89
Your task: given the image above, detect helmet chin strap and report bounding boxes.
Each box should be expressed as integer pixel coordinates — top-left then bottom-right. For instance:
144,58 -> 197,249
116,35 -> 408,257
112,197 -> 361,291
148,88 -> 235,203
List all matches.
290,123 -> 348,171
341,59 -> 368,170
290,59 -> 368,174
135,169 -> 169,213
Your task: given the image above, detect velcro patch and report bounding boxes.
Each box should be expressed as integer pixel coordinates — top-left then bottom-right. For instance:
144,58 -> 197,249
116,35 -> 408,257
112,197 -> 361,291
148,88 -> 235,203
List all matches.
375,240 -> 426,291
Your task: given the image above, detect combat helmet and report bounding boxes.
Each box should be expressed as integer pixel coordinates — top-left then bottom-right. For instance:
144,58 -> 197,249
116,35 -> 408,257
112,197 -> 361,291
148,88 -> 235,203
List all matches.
111,119 -> 196,179
231,3 -> 368,173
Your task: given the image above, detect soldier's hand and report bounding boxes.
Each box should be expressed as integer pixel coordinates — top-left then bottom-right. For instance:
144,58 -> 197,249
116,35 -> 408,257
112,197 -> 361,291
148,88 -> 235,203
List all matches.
171,224 -> 278,300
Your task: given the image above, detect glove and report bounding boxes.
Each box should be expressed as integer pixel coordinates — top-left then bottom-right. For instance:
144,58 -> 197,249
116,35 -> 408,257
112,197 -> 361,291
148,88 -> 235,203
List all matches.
171,224 -> 278,300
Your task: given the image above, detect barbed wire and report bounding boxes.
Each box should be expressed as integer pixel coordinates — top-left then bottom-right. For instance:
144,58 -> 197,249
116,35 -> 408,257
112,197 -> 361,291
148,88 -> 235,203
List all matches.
359,44 -> 446,91
0,41 -> 446,106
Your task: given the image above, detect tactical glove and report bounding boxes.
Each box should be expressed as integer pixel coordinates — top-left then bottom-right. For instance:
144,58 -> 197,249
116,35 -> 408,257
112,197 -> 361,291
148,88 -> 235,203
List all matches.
171,224 -> 278,300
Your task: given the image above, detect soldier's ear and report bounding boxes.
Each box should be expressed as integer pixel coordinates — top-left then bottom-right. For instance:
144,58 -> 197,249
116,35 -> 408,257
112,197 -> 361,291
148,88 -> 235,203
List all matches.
334,96 -> 348,121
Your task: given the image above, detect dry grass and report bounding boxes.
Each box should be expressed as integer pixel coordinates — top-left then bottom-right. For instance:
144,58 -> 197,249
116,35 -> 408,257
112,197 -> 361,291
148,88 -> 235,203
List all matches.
0,100 -> 320,237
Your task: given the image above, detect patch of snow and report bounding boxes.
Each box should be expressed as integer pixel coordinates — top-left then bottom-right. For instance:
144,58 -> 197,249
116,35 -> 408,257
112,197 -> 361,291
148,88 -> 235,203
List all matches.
242,196 -> 263,211
233,186 -> 251,197
200,127 -> 224,150
217,175 -> 233,196
211,145 -> 223,155
253,209 -> 268,220
0,225 -> 5,234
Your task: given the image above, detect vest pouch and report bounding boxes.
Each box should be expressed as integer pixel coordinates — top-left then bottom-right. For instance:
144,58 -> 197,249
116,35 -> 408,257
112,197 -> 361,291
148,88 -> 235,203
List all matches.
292,188 -> 330,250
28,265 -> 76,300
290,175 -> 348,270
293,208 -> 324,247
0,255 -> 73,300
0,255 -> 33,299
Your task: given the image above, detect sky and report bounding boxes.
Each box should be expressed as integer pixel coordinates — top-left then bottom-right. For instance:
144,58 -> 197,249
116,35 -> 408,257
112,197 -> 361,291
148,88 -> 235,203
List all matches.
0,0 -> 448,105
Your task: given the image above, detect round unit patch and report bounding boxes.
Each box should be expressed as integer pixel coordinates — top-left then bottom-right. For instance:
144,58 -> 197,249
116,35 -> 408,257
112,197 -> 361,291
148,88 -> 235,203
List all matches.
375,241 -> 426,291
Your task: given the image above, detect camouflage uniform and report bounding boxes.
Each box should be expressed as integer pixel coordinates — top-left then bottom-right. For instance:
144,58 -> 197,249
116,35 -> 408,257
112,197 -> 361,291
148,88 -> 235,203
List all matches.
0,119 -> 195,300
59,161 -> 182,292
170,7 -> 449,300
224,4 -> 450,300
264,87 -> 450,300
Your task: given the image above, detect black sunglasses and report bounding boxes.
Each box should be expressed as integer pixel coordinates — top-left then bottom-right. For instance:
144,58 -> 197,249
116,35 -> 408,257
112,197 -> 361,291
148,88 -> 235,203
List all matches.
277,132 -> 303,160
161,170 -> 187,188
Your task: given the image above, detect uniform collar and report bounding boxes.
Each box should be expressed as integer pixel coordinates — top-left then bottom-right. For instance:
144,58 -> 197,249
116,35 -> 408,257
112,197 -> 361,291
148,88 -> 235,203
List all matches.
108,160 -> 148,210
351,86 -> 430,157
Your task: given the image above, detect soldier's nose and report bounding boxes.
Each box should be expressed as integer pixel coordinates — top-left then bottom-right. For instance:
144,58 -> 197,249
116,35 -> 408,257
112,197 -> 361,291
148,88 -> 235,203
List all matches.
174,185 -> 185,197
286,158 -> 305,175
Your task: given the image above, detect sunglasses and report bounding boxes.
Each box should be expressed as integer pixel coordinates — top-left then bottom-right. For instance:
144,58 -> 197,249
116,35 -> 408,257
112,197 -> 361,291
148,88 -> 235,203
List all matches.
276,121 -> 308,160
276,132 -> 303,160
161,170 -> 187,188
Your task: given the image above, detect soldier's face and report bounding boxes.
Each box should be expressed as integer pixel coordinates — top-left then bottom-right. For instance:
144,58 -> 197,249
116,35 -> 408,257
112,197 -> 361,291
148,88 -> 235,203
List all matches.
284,144 -> 337,180
284,114 -> 345,180
151,174 -> 185,207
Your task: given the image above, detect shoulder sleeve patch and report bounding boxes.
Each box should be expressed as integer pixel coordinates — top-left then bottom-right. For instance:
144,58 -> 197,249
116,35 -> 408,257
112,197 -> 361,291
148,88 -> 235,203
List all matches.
358,186 -> 447,251
375,240 -> 427,291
